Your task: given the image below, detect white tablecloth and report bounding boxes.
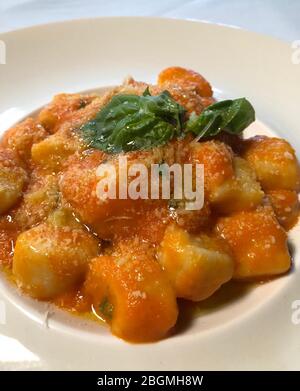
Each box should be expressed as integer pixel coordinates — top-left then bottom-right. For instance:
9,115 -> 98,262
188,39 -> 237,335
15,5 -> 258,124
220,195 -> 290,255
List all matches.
0,0 -> 299,371
0,0 -> 299,42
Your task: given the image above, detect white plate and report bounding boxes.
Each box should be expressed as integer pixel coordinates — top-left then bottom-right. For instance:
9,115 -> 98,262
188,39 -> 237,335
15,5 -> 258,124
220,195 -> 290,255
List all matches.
0,17 -> 299,371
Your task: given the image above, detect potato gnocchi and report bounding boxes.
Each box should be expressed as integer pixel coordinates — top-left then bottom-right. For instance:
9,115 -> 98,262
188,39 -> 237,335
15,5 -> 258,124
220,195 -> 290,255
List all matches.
0,67 -> 299,342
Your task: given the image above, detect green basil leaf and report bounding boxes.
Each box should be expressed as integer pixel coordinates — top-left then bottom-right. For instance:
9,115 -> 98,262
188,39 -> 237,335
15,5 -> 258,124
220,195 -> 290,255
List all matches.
99,297 -> 114,320
81,89 -> 186,153
186,98 -> 255,139
143,86 -> 151,97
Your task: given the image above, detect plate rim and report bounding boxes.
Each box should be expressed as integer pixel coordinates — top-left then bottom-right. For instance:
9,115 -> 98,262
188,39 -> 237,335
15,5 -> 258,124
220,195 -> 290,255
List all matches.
0,16 -> 299,370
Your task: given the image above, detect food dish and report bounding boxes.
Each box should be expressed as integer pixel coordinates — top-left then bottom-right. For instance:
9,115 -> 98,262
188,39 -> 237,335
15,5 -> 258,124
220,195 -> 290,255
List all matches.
0,17 -> 300,370
1,66 -> 299,343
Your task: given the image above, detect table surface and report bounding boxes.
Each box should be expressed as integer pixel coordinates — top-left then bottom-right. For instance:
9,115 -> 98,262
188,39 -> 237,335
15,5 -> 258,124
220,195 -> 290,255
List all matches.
0,0 -> 299,371
0,0 -> 300,42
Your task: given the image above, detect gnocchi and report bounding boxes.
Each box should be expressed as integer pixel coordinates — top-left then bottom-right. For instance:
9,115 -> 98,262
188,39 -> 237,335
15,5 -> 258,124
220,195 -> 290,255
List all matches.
13,171 -> 59,229
13,209 -> 100,299
158,66 -> 213,97
266,189 -> 299,229
84,240 -> 178,342
158,224 -> 234,301
215,206 -> 291,279
38,93 -> 97,133
189,142 -> 263,213
60,145 -> 177,240
31,131 -> 83,172
0,67 -> 298,343
0,148 -> 27,215
243,136 -> 300,191
1,118 -> 48,164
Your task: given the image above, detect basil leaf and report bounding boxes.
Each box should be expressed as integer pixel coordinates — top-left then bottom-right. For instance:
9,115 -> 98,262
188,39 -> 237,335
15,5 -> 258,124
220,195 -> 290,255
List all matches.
81,90 -> 186,153
186,98 -> 255,139
99,297 -> 114,320
143,86 -> 151,97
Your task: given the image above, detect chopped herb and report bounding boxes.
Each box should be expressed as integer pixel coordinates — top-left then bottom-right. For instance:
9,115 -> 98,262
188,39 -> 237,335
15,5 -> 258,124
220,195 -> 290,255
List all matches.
168,198 -> 180,210
81,89 -> 255,154
186,98 -> 255,139
99,297 -> 114,320
81,89 -> 186,153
